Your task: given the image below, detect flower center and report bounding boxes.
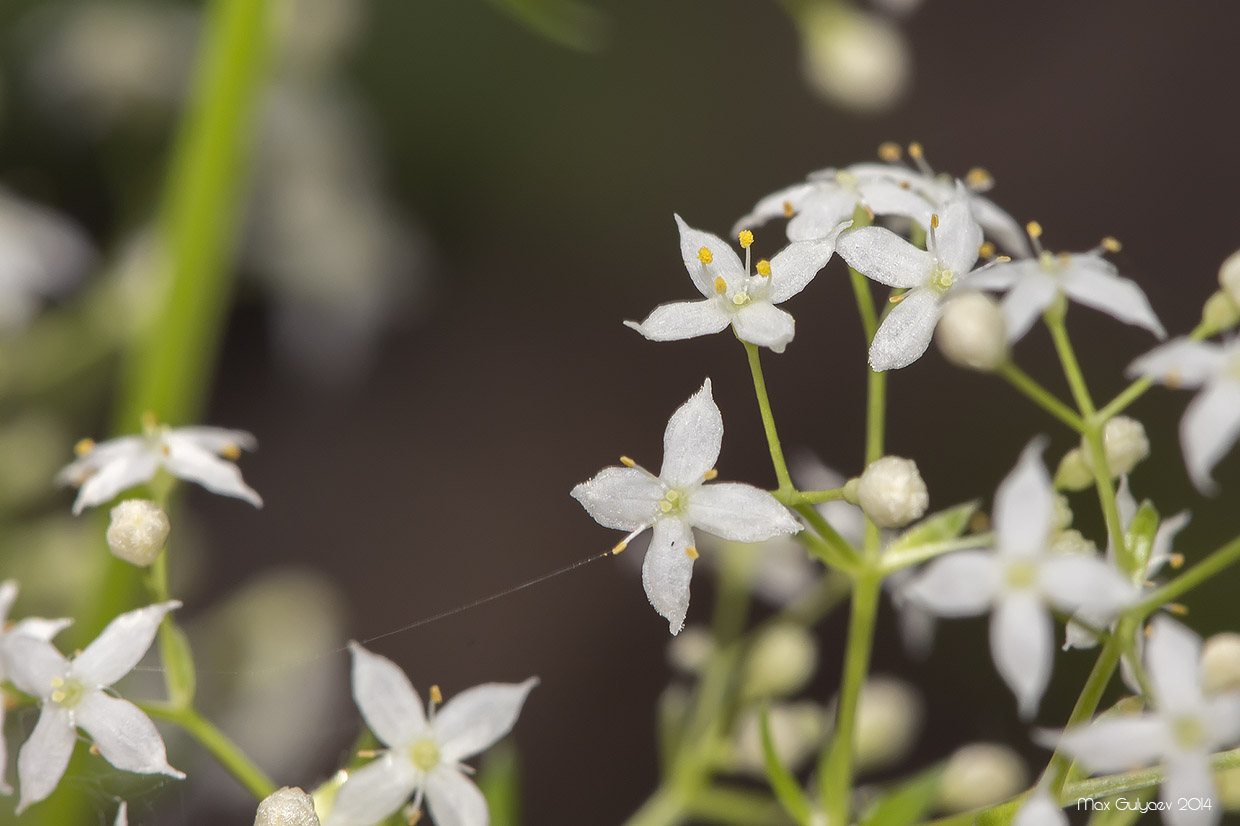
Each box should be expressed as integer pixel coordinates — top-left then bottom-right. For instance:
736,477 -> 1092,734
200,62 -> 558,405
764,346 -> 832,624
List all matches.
409,738 -> 441,772
1005,559 -> 1038,591
834,170 -> 858,191
658,488 -> 687,516
48,676 -> 87,710
1172,715 -> 1206,750
929,266 -> 954,295
1037,250 -> 1060,272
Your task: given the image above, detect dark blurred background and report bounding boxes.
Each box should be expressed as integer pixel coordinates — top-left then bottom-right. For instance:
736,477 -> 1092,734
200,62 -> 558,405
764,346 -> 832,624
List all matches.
2,0 -> 1240,824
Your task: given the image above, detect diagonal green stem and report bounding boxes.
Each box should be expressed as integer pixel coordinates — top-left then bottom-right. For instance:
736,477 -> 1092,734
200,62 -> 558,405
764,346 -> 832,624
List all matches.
141,702 -> 276,800
1096,321 -> 1213,421
744,341 -> 793,493
1128,532 -> 1240,616
997,362 -> 1085,432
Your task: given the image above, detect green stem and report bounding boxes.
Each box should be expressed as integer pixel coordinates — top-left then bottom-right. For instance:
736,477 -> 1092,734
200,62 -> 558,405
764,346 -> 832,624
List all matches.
623,788 -> 687,826
141,702 -> 276,800
688,787 -> 794,826
996,362 -> 1085,432
879,533 -> 995,574
780,488 -> 847,506
1129,532 -> 1240,616
1042,629 -> 1125,794
1066,745 -> 1240,802
794,503 -> 860,570
744,341 -> 793,493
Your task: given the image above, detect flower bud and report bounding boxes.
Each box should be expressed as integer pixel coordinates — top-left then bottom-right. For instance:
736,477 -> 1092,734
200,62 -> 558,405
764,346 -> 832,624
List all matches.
935,292 -> 1008,371
1051,529 -> 1097,556
856,456 -> 928,528
936,743 -> 1027,813
255,787 -> 320,826
1052,493 -> 1073,531
797,3 -> 909,112
1203,291 -> 1240,334
1080,416 -> 1149,477
731,702 -> 826,775
1220,249 -> 1240,308
667,625 -> 715,675
853,677 -> 923,772
741,623 -> 817,701
1202,632 -> 1240,695
106,499 -> 170,566
1054,448 -> 1092,491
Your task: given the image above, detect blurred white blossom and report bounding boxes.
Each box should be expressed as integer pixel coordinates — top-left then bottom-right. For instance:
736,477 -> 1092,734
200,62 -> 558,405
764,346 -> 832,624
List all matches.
0,188 -> 93,333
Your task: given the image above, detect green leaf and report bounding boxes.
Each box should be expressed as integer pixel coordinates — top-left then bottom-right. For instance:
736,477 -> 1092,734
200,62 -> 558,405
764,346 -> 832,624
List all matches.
477,740 -> 522,826
887,501 -> 979,555
159,621 -> 196,708
758,706 -> 812,826
483,0 -> 607,52
859,766 -> 943,826
1123,499 -> 1160,581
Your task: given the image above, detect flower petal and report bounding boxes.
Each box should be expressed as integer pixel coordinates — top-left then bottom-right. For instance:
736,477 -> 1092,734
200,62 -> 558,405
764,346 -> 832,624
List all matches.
1148,510 -> 1191,577
686,483 -> 800,542
1039,554 -> 1135,617
786,188 -> 858,242
72,601 -> 180,688
348,642 -> 427,748
1146,616 -> 1205,715
1062,258 -> 1165,338
1013,792 -> 1067,826
434,678 -> 538,763
970,194 -> 1032,258
868,288 -> 940,371
659,379 -> 723,489
902,551 -> 1000,617
0,703 -> 8,795
71,450 -> 161,515
169,426 -> 258,453
1161,753 -> 1217,826
324,753 -> 418,826
930,198 -> 982,276
16,705 -> 75,813
1046,716 -> 1170,773
5,635 -> 70,697
1179,379 -> 1240,494
837,227 -> 932,289
767,228 -> 848,304
75,692 -> 183,777
732,301 -> 796,354
624,300 -> 731,343
857,178 -> 934,226
1204,693 -> 1240,750
990,591 -> 1053,719
1127,339 -> 1226,389
0,579 -> 15,624
570,467 -> 662,532
641,517 -> 696,634
998,272 -> 1059,343
964,260 -> 1023,291
163,439 -> 263,507
993,438 -> 1054,558
675,215 -> 744,298
732,182 -> 817,237
424,767 -> 489,826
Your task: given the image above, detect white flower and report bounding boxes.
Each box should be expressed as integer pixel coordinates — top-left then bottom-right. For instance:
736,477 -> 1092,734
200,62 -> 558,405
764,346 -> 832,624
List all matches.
57,420 -> 262,514
903,439 -> 1136,717
571,380 -> 801,633
6,601 -> 185,813
968,235 -> 1165,343
624,216 -> 847,354
797,4 -> 910,112
325,643 -> 536,826
1049,617 -> 1240,826
837,196 -> 987,371
1128,337 -> 1240,493
0,188 -> 94,334
1013,792 -> 1067,826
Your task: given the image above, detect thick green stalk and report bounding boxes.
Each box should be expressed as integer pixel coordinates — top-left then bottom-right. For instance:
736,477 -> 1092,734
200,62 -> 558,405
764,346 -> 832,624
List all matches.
744,341 -> 793,493
141,702 -> 276,800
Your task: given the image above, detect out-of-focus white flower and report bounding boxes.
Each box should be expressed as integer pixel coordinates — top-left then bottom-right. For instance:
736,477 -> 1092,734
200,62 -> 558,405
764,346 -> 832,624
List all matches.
106,499 -> 171,567
730,701 -> 826,776
904,440 -> 1135,717
324,643 -> 536,826
850,677 -> 922,772
1203,633 -> 1240,695
936,291 -> 1008,371
838,196 -> 988,371
741,623 -> 817,701
937,743 -> 1027,813
572,380 -> 801,633
0,188 -> 94,333
625,217 -> 847,354
272,0 -> 363,74
1078,415 -> 1150,478
255,786 -> 321,826
57,420 -> 262,514
797,3 -> 909,112
1049,618 -> 1240,826
855,456 -> 928,528
1127,338 -> 1240,493
115,800 -> 128,826
1013,792 -> 1067,826
7,601 -> 184,813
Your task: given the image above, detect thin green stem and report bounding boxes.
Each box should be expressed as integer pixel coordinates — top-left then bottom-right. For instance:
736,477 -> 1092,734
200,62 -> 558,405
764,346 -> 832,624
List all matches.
744,341 -> 793,493
141,702 -> 276,800
1065,745 -> 1240,802
996,362 -> 1085,432
621,786 -> 686,826
688,787 -> 794,826
879,533 -> 995,574
794,504 -> 861,570
1042,629 -> 1125,795
1129,532 -> 1240,616
1096,322 -> 1213,421
779,488 -> 847,506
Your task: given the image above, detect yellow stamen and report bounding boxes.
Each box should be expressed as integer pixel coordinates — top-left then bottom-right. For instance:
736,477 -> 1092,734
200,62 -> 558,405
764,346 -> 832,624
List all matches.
995,255 -> 1011,264
738,230 -> 754,249
1101,236 -> 1122,253
430,685 -> 443,705
89,744 -> 100,757
877,141 -> 902,162
1169,553 -> 1185,569
357,749 -> 380,758
755,260 -> 771,277
74,438 -> 95,456
221,443 -> 241,460
713,276 -> 727,295
863,204 -> 876,221
620,456 -> 636,467
1026,221 -> 1043,239
782,201 -> 794,218
978,241 -> 996,259
889,293 -> 906,305
908,142 -> 924,159
612,540 -> 628,555
703,469 -> 718,481
684,546 -> 699,560
1167,603 -> 1189,616
697,246 -> 713,265
930,214 -> 940,229
965,167 -> 993,190
160,444 -> 171,457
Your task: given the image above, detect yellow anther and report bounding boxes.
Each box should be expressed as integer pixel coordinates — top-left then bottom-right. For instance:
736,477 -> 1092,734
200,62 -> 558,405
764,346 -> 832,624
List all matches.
665,490 -> 680,502
684,546 -> 699,560
697,246 -> 713,265
995,255 -> 1011,264
738,230 -> 754,249
899,180 -> 911,190
160,444 -> 171,457
703,469 -> 719,481
908,142 -> 924,159
612,540 -> 628,555
1168,603 -> 1189,616
756,259 -> 771,277
979,241 -> 996,259
429,685 -> 443,705
74,438 -> 95,456
713,276 -> 728,295
620,456 -> 636,467
1169,553 -> 1185,569
782,200 -> 795,218
221,443 -> 241,460
965,167 -> 994,190
877,141 -> 902,162
1026,221 -> 1043,239
889,293 -> 907,305
930,214 -> 940,229
1101,236 -> 1122,253
1058,252 -> 1072,267
357,749 -> 380,758
89,744 -> 100,757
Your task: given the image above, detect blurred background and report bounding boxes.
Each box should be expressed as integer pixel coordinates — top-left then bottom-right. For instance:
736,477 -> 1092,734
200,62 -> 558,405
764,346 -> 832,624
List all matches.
1,0 -> 1239,823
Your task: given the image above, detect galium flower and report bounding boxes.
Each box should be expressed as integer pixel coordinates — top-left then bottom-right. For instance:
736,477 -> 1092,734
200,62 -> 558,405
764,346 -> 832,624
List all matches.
57,417 -> 262,514
0,187 -> 94,333
1049,617 -> 1240,826
571,379 -> 801,633
6,601 -> 185,813
1127,337 -> 1240,493
968,225 -> 1165,343
624,217 -> 847,354
903,439 -> 1136,717
325,643 -> 536,826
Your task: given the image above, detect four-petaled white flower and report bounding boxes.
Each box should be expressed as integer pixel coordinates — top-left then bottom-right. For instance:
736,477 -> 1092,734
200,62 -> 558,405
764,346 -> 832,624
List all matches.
903,439 -> 1136,717
624,216 -> 847,354
6,601 -> 185,813
325,643 -> 537,826
968,234 -> 1165,343
57,420 -> 263,514
837,195 -> 987,371
1048,617 -> 1240,826
1127,337 -> 1240,494
572,379 -> 801,633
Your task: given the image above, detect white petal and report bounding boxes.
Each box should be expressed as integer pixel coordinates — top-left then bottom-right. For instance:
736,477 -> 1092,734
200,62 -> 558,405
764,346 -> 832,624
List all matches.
424,767 -> 489,826
767,228 -> 848,304
624,300 -> 731,342
72,450 -> 161,514
869,288 -> 940,371
659,379 -> 723,489
348,642 -> 427,749
971,195 -> 1032,258
1115,475 -> 1137,528
1062,259 -> 1166,338
732,301 -> 796,353
1048,716 -> 1170,772
1127,339 -> 1226,388
1148,510 -> 1191,576
1203,693 -> 1240,750
0,579 -> 15,624
168,426 -> 257,453
1146,616 -> 1205,715
998,273 -> 1059,343
990,591 -> 1053,718
4,635 -> 69,697
9,616 -> 73,644
75,692 -> 183,777
1039,554 -> 1135,617
675,215 -> 745,298
930,198 -> 982,275
434,678 -> 538,763
732,182 -> 816,236
993,438 -> 1054,557
72,601 -> 180,688
324,753 -> 418,826
1162,753 -> 1218,826
0,703 -> 8,795
115,800 -> 128,826
1180,379 -> 1240,494
786,188 -> 858,242
16,705 -> 75,813
963,260 -> 1023,291
163,440 -> 263,507
641,518 -> 696,634
837,227 -> 932,289
856,178 -> 934,226
685,483 -> 800,542
570,467 -> 662,531
1013,792 -> 1067,826
55,436 -> 147,487
902,551 -> 1000,617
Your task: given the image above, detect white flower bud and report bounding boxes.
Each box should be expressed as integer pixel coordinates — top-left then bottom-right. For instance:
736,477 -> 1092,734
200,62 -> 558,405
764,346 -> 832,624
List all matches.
1054,447 -> 1092,491
935,292 -> 1008,371
106,499 -> 170,566
741,623 -> 817,701
255,787 -> 320,826
731,702 -> 826,775
1202,633 -> 1240,695
1080,416 -> 1149,477
1052,494 -> 1073,531
666,625 -> 715,675
798,4 -> 909,112
1051,529 -> 1097,556
937,743 -> 1027,813
1220,249 -> 1240,308
856,456 -> 928,528
853,677 -> 923,772
1203,291 -> 1240,334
